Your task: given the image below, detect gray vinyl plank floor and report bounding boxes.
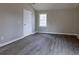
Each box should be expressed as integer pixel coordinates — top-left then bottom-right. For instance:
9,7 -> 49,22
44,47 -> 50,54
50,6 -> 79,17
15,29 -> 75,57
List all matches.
0,33 -> 79,55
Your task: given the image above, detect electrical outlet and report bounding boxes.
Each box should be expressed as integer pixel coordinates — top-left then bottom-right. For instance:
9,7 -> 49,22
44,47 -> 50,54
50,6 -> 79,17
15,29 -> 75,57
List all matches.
1,36 -> 4,40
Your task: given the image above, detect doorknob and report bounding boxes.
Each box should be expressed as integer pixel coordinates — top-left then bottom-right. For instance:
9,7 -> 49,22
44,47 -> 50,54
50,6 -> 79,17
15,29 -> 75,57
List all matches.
24,24 -> 26,25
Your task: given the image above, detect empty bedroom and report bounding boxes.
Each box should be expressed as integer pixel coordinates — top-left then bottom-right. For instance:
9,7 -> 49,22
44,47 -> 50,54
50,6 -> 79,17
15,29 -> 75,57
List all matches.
0,3 -> 79,55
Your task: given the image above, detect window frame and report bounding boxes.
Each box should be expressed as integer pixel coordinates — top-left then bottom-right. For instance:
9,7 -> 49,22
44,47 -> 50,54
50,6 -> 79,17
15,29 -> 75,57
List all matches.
39,13 -> 47,27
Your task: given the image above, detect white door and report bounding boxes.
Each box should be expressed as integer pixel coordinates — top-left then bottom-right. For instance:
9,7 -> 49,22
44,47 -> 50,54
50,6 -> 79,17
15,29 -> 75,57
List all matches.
23,9 -> 33,36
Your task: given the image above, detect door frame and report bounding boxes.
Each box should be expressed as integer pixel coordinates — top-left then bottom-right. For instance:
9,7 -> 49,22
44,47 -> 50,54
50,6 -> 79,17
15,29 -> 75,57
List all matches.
23,9 -> 33,36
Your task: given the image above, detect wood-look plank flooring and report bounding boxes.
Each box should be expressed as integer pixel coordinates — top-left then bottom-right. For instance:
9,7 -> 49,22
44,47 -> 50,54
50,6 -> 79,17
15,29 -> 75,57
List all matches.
0,33 -> 79,55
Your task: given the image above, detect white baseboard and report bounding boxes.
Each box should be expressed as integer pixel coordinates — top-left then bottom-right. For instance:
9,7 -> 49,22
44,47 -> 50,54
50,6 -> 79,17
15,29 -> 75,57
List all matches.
37,32 -> 78,36
38,31 -> 79,39
0,31 -> 78,48
38,32 -> 79,39
0,32 -> 36,47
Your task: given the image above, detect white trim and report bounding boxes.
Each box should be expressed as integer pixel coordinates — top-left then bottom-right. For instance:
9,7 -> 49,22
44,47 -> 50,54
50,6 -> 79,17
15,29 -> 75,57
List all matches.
0,35 -> 25,47
0,31 -> 78,48
37,31 -> 78,36
37,31 -> 79,39
0,32 -> 36,47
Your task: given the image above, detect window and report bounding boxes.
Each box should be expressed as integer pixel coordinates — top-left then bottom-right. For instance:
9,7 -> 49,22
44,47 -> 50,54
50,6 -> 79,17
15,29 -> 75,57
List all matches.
39,14 -> 47,27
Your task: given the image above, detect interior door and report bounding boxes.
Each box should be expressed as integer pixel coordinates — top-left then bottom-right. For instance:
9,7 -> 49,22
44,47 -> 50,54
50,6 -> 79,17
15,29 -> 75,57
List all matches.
23,9 -> 33,36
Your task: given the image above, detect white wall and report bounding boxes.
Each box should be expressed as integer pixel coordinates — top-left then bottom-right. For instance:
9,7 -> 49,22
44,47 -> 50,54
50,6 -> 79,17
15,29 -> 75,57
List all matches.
36,8 -> 77,35
0,4 -> 35,44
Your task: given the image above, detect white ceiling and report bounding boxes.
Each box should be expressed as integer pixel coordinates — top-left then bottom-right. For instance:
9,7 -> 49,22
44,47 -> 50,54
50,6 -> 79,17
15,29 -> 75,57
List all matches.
32,3 -> 79,10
